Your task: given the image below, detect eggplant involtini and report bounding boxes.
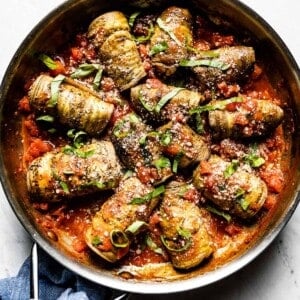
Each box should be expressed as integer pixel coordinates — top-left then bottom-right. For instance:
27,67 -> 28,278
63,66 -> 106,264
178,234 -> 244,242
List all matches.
88,11 -> 146,91
27,140 -> 122,202
159,181 -> 213,269
28,74 -> 114,136
17,5 -> 291,280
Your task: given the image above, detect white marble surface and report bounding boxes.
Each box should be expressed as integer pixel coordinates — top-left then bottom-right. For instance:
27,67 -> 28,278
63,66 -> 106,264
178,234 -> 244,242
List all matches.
0,0 -> 299,299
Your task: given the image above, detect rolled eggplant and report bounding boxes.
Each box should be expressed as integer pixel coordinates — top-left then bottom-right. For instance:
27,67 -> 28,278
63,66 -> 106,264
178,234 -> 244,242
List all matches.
207,98 -> 284,139
193,155 -> 268,219
159,181 -> 213,269
130,79 -> 205,124
28,74 -> 114,136
27,140 -> 122,202
88,11 -> 146,91
111,112 -> 173,185
181,46 -> 255,88
157,121 -> 210,168
150,6 -> 193,76
85,176 -> 163,263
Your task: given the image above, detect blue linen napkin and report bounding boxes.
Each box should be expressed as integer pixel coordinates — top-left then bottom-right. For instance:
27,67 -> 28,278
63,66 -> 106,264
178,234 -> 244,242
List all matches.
0,247 -> 118,300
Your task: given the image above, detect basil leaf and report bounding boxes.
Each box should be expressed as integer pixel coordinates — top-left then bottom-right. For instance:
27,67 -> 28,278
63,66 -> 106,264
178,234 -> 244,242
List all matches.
91,236 -> 103,247
155,87 -> 184,113
146,235 -> 164,255
206,205 -> 232,222
71,63 -> 101,78
59,181 -> 70,194
160,130 -> 172,146
48,74 -> 65,107
244,145 -> 265,168
110,230 -> 129,248
189,96 -> 243,115
153,157 -> 171,169
240,197 -> 250,211
179,58 -> 230,70
38,54 -> 57,70
134,23 -> 154,43
93,67 -> 103,89
129,11 -> 140,27
223,159 -> 239,179
36,115 -> 54,122
125,220 -> 147,235
138,90 -> 155,112
157,18 -> 181,46
149,41 -> 168,56
130,185 -> 165,205
172,152 -> 184,173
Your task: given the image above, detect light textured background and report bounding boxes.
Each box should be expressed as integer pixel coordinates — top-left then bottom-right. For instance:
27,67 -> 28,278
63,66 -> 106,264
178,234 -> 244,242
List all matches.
0,1 -> 299,299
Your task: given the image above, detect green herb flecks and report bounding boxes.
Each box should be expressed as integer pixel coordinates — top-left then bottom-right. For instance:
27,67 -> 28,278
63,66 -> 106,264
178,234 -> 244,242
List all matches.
244,144 -> 265,168
157,18 -> 181,46
179,58 -> 230,71
129,11 -> 140,27
153,156 -> 171,170
189,96 -> 243,115
134,23 -> 154,43
172,151 -> 184,173
47,74 -> 65,107
149,41 -> 168,56
38,54 -> 57,70
155,88 -> 184,113
223,159 -> 239,179
130,185 -> 165,205
91,236 -> 103,247
206,205 -> 232,222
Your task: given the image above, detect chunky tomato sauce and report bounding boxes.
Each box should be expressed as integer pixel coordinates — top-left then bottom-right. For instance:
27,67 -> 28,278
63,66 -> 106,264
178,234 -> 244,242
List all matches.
16,7 -> 293,279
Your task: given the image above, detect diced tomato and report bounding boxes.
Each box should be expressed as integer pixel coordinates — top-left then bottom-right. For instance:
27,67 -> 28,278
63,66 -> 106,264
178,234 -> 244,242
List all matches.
234,114 -> 249,126
18,96 -> 31,113
183,187 -> 199,204
50,60 -> 66,76
260,168 -> 284,193
72,238 -> 87,253
101,77 -> 115,92
263,194 -> 277,210
24,117 -> 40,137
225,223 -> 242,236
70,47 -> 83,62
137,166 -> 159,184
138,44 -> 149,59
24,138 -> 53,164
164,144 -> 181,156
199,160 -> 212,175
146,78 -> 164,89
116,245 -> 130,260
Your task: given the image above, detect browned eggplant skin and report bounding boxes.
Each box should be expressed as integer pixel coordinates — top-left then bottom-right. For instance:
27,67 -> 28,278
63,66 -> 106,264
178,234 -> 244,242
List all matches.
208,98 -> 284,139
88,11 -> 146,91
192,46 -> 255,88
111,112 -> 173,184
130,81 -> 205,124
28,74 -> 114,136
193,155 -> 268,219
27,140 -> 122,202
157,121 -> 210,168
85,176 -> 161,263
150,6 -> 193,76
159,181 -> 213,269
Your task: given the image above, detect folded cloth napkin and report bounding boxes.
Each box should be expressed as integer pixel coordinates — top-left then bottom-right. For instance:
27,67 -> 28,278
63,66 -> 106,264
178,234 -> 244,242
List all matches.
0,247 -> 121,300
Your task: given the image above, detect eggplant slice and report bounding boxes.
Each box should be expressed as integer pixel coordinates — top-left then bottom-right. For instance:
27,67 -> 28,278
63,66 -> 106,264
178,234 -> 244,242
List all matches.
27,140 -> 122,202
85,176 -> 162,263
28,74 -> 114,136
159,181 -> 213,270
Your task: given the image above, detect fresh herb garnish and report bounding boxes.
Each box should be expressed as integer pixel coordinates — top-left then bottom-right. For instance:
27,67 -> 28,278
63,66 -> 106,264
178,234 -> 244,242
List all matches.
91,236 -> 103,247
128,11 -> 140,27
125,220 -> 147,236
189,96 -> 243,115
206,205 -> 232,222
223,159 -> 239,178
172,151 -> 184,173
153,156 -> 171,169
156,18 -> 181,46
38,54 -> 57,70
134,23 -> 154,43
160,130 -> 172,146
130,185 -> 165,205
179,58 -> 230,70
48,74 -> 65,107
160,227 -> 192,252
155,87 -> 184,113
244,144 -> 265,168
149,41 -> 168,56
36,115 -> 55,123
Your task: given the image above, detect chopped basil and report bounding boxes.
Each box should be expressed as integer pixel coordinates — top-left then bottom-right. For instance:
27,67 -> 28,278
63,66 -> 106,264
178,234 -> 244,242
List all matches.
240,197 -> 250,211
48,74 -> 65,107
179,58 -> 230,70
146,235 -> 164,255
172,152 -> 184,173
93,68 -> 103,89
155,87 -> 184,113
128,11 -> 140,27
160,227 -> 192,252
123,169 -> 134,179
91,236 -> 103,247
38,53 -> 57,70
244,144 -> 265,168
223,159 -> 239,179
187,47 -> 220,58
149,41 -> 168,56
189,96 -> 243,115
159,130 -> 172,146
153,156 -> 171,169
67,129 -> 88,148
59,181 -> 70,194
235,188 -> 246,199
134,23 -> 154,43
62,145 -> 95,159
138,90 -> 155,112
125,220 -> 147,236
156,18 -> 181,46
71,63 -> 101,78
130,185 -> 165,205
36,115 -> 55,123
206,205 -> 232,222
110,230 -> 129,248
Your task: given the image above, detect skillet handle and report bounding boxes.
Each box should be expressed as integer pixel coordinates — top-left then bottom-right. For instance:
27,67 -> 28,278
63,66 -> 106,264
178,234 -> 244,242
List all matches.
30,242 -> 39,300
